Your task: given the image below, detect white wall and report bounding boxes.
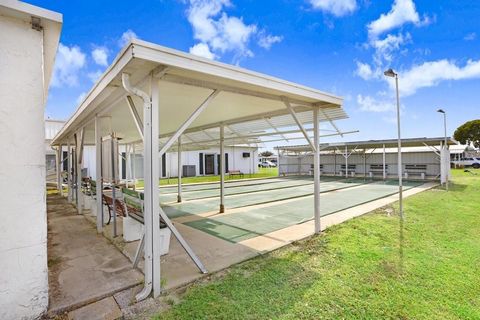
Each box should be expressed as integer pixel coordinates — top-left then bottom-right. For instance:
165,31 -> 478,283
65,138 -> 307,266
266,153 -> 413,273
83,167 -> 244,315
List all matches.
164,147 -> 258,178
0,14 -> 49,319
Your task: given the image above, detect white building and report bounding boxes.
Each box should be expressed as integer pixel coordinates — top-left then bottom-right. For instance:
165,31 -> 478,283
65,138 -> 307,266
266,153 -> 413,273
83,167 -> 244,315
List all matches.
0,1 -> 62,319
46,120 -> 258,180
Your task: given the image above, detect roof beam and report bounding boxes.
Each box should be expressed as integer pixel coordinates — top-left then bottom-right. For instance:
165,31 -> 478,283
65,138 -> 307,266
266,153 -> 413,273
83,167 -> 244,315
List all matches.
283,97 -> 316,151
126,95 -> 144,140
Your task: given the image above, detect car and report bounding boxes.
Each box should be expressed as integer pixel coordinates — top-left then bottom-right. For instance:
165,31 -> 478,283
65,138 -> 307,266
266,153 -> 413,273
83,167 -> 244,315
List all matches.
259,160 -> 277,168
452,157 -> 480,168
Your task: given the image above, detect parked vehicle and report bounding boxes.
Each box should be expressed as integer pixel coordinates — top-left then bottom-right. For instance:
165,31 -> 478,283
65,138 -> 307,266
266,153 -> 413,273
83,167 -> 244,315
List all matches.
452,157 -> 480,168
259,160 -> 277,168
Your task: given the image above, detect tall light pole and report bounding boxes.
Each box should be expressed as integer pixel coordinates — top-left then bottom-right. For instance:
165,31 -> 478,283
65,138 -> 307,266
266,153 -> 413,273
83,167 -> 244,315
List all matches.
437,108 -> 448,190
384,68 -> 403,220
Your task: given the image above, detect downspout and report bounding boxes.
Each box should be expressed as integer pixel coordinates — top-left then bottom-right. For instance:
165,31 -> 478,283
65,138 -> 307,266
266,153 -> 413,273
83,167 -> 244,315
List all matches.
122,73 -> 152,301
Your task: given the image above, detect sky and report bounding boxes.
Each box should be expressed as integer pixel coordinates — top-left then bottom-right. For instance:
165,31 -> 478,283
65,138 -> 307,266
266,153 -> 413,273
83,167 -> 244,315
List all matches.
33,0 -> 480,148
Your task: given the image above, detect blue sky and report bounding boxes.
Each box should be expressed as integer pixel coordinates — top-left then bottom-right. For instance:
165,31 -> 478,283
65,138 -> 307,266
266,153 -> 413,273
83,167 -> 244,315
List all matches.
33,0 -> 480,146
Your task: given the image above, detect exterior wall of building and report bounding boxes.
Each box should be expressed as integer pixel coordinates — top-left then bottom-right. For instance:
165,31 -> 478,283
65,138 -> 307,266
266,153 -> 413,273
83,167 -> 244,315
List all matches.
78,146 -> 258,180
164,147 -> 258,178
280,150 -> 442,178
0,15 -> 49,319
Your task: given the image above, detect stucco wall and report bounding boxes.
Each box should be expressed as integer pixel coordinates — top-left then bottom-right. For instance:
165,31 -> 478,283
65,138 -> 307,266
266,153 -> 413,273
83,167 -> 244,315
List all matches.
0,15 -> 49,319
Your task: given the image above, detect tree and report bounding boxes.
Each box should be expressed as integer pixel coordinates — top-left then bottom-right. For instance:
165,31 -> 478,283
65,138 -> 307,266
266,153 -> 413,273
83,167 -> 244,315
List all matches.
259,150 -> 274,157
454,120 -> 480,148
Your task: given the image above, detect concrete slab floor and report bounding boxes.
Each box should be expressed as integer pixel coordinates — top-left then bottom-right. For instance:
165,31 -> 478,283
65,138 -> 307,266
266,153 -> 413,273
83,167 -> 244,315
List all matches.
47,195 -> 143,316
67,297 -> 122,320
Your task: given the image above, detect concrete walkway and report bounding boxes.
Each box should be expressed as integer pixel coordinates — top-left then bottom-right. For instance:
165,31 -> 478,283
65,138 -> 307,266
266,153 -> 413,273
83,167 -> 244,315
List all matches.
47,194 -> 143,317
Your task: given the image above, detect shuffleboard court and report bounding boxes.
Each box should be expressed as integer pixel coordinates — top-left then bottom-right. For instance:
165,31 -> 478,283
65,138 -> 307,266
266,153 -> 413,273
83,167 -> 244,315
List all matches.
158,176 -> 305,194
160,178 -> 314,203
184,180 -> 422,243
162,178 -> 366,218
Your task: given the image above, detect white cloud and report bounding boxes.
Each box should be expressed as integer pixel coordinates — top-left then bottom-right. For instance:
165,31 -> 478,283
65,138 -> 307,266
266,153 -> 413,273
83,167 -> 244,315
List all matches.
51,43 -> 86,87
186,0 -> 278,62
91,47 -> 108,66
372,32 -> 411,63
87,70 -> 103,83
189,43 -> 217,59
357,94 -> 395,112
118,29 -> 138,47
464,32 -> 476,41
368,0 -> 429,38
355,62 -> 375,80
309,0 -> 357,17
257,31 -> 283,49
391,59 -> 480,96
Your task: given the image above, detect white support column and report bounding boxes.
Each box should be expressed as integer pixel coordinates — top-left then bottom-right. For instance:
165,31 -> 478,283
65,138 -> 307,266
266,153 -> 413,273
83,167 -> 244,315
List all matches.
132,143 -> 136,191
177,136 -> 182,203
67,142 -> 72,202
56,145 -> 62,195
150,77 -> 161,298
76,129 -> 85,214
345,146 -> 348,178
363,149 -> 367,179
95,116 -> 103,233
313,109 -> 321,234
219,124 -> 225,213
333,149 -> 336,176
383,144 -> 386,180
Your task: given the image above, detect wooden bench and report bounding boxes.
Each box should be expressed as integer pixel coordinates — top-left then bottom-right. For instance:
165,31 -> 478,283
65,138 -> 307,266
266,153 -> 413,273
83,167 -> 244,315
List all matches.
228,170 -> 244,178
121,188 -> 167,228
404,164 -> 427,180
102,193 -> 127,225
369,164 -> 388,178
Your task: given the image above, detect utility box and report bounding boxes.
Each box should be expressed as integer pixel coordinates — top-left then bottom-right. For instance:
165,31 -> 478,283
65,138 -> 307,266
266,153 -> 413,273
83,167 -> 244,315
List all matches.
183,165 -> 196,177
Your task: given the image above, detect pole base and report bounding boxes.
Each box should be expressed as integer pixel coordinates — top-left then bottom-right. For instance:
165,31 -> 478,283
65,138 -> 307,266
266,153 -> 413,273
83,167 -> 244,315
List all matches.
219,204 -> 225,213
177,195 -> 182,203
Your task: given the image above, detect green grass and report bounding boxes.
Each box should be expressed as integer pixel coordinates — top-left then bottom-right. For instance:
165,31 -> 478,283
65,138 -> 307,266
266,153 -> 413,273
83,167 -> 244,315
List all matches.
155,169 -> 480,319
136,167 -> 278,187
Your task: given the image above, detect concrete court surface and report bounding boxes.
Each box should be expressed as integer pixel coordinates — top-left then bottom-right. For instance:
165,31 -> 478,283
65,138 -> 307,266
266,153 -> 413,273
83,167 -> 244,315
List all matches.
47,194 -> 143,316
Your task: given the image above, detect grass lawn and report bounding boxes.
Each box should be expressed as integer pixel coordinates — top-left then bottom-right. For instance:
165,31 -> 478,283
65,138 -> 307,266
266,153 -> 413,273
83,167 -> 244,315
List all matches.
136,167 -> 278,187
155,169 -> 480,319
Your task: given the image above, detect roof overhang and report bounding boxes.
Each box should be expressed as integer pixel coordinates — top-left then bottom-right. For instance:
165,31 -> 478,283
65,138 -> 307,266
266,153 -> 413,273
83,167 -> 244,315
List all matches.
276,137 -> 458,153
51,39 -> 347,148
0,0 -> 62,97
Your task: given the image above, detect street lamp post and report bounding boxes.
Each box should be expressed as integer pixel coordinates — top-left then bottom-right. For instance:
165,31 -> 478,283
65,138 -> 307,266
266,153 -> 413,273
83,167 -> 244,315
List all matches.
384,68 -> 403,220
437,109 -> 448,190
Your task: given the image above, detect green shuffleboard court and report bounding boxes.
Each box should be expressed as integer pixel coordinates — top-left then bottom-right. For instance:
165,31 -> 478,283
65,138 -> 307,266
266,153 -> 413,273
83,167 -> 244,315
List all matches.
162,178 -> 366,219
184,180 -> 423,243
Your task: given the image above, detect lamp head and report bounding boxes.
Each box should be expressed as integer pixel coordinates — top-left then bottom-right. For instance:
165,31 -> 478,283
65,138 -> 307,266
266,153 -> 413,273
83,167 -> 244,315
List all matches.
437,109 -> 445,114
383,68 -> 397,78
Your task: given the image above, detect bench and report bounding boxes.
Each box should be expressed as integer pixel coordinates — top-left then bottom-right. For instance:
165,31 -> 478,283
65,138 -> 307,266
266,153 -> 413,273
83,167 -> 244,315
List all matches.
228,170 -> 244,178
102,193 -> 127,225
404,164 -> 427,179
369,164 -> 388,178
339,164 -> 356,177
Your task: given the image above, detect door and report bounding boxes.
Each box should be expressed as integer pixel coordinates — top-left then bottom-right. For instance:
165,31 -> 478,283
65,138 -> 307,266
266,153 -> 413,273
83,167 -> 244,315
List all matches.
205,154 -> 215,175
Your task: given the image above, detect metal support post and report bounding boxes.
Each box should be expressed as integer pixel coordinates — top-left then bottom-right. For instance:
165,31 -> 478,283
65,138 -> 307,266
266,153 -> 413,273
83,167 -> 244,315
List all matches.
383,144 -> 386,180
77,129 -> 85,214
220,124 -> 225,213
95,116 -> 103,233
56,145 -> 62,195
67,142 -> 72,202
313,109 -> 321,233
177,136 -> 182,202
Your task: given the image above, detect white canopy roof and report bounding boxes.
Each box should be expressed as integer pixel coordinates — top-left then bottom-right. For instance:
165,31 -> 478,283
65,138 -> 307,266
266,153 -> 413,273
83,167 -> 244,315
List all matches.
51,39 -> 347,148
276,137 -> 458,154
